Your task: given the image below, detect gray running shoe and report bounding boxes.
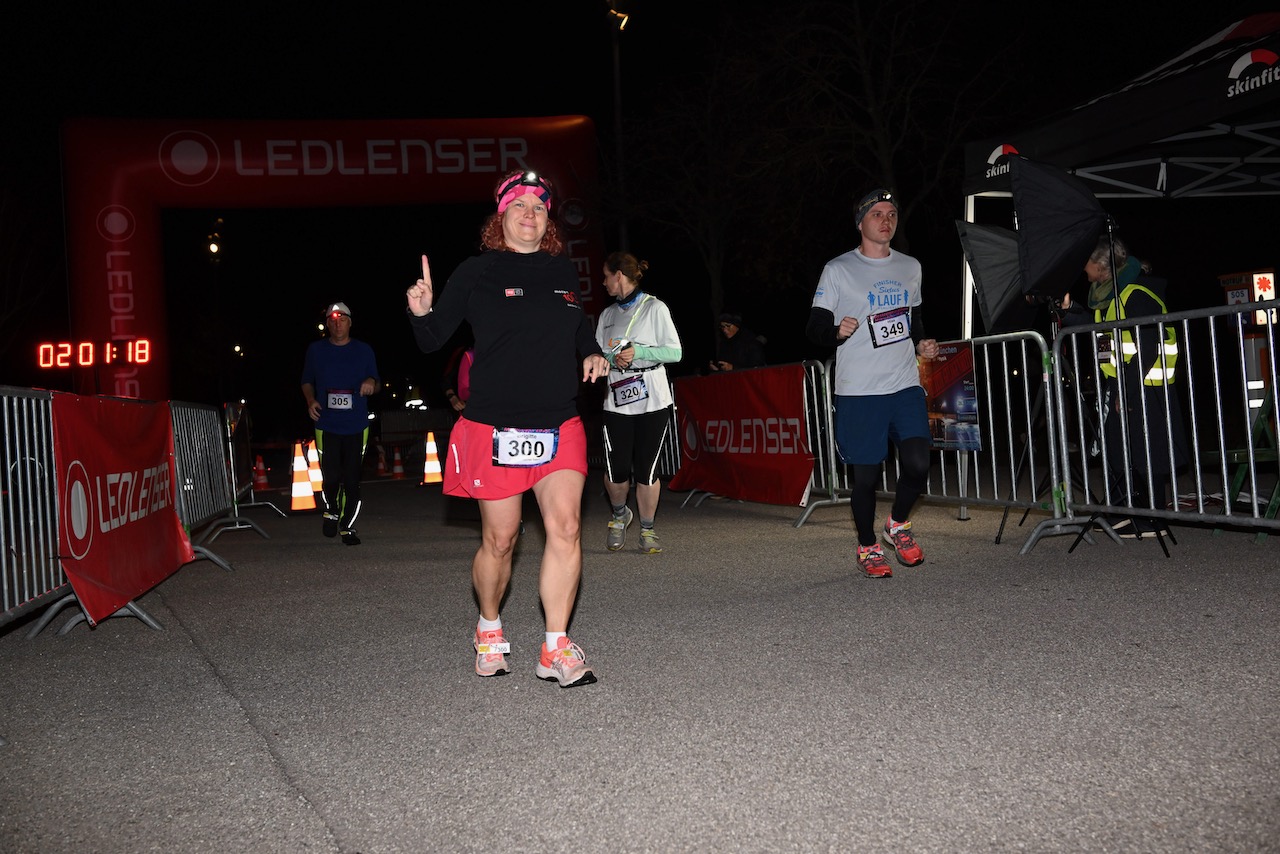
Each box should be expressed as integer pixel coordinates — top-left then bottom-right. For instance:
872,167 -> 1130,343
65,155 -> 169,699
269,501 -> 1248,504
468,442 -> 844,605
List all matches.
606,506 -> 633,551
639,528 -> 662,554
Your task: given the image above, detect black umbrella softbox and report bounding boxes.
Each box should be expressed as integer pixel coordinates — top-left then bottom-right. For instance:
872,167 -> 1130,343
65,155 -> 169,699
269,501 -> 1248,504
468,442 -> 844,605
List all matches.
1010,157 -> 1109,298
956,221 -> 1036,333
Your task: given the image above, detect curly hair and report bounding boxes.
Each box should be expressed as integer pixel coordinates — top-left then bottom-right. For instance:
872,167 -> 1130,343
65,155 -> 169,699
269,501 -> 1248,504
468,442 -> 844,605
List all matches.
479,169 -> 562,254
479,213 -> 563,255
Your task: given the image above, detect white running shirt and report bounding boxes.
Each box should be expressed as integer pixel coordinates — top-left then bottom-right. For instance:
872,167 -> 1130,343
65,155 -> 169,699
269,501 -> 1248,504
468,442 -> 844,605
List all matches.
812,247 -> 923,397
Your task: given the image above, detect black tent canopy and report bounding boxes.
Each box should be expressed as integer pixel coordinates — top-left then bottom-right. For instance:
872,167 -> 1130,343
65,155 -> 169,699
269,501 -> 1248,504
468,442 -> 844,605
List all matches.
964,13 -> 1280,200
960,12 -> 1280,335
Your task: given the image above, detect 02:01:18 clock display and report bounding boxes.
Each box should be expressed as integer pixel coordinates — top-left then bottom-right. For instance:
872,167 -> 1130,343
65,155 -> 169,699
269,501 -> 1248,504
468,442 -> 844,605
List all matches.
36,339 -> 152,368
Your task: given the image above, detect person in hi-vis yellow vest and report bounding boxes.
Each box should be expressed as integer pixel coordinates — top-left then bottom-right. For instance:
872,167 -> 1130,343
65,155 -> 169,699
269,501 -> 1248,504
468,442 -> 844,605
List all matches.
1061,236 -> 1188,537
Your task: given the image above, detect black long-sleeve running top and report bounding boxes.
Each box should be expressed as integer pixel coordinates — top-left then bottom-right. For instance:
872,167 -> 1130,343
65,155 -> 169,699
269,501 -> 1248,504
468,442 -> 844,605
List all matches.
409,250 -> 603,429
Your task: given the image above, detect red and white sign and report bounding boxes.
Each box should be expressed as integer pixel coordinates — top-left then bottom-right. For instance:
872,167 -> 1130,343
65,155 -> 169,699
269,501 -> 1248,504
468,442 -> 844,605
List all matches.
669,366 -> 814,505
51,394 -> 195,625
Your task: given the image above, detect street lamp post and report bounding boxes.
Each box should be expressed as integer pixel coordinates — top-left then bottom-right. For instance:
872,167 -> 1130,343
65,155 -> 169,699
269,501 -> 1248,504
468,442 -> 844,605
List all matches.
608,1 -> 629,250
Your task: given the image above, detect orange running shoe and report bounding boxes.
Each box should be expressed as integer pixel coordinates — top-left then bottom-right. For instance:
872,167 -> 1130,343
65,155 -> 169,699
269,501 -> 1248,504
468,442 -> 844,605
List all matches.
857,543 -> 894,578
882,518 -> 924,567
473,628 -> 511,677
535,636 -> 597,688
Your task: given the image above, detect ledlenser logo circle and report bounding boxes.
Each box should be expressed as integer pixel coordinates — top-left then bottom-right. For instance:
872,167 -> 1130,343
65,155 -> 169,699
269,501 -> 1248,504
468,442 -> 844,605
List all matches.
63,460 -> 93,560
95,205 -> 136,243
159,130 -> 220,187
559,198 -> 588,230
680,410 -> 701,462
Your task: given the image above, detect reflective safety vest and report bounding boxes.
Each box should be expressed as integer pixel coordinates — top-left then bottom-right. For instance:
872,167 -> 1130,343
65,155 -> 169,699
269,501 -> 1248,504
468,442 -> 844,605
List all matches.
1095,283 -> 1178,385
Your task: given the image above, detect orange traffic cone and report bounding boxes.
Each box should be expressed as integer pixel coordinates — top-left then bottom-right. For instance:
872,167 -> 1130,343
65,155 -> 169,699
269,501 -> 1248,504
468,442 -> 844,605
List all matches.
306,439 -> 324,492
253,455 -> 270,491
376,445 -> 388,477
420,431 -> 442,485
391,446 -> 406,479
290,442 -> 316,511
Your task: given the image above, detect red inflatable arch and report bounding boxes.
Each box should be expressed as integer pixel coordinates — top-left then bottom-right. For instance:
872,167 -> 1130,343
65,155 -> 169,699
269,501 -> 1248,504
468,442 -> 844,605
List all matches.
60,116 -> 604,399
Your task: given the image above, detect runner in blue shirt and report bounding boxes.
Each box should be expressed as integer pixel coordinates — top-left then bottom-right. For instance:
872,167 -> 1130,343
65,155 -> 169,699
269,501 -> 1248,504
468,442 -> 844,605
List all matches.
301,301 -> 380,546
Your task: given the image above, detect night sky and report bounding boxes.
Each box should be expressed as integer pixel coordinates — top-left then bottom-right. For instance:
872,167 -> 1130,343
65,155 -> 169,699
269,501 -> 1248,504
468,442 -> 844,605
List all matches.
1,0 -> 1270,440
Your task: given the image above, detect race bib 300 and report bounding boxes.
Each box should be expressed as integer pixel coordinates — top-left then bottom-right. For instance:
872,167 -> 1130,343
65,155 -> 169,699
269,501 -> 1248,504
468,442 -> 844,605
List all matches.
492,427 -> 560,467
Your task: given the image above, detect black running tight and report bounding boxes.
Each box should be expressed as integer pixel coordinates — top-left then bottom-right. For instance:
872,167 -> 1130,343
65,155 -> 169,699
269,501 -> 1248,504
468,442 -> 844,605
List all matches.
848,437 -> 930,546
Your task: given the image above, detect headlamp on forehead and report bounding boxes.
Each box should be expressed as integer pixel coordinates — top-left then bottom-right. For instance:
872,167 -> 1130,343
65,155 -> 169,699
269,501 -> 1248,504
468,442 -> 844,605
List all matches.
855,188 -> 899,226
496,170 -> 554,214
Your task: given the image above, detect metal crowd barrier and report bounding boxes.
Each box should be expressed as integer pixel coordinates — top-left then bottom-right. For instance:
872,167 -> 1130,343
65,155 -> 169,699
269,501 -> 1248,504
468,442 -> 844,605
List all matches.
793,360 -> 843,525
627,311 -> 1277,557
169,402 -> 236,570
1036,300 -> 1280,553
652,364 -> 831,516
926,332 -> 1064,537
0,386 -> 65,630
201,402 -> 283,543
1,392 -> 269,641
800,309 -> 1278,554
655,383 -> 683,480
796,333 -> 1064,537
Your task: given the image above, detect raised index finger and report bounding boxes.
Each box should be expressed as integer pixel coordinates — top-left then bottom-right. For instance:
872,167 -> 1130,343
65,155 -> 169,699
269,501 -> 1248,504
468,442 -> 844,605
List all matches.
421,254 -> 432,284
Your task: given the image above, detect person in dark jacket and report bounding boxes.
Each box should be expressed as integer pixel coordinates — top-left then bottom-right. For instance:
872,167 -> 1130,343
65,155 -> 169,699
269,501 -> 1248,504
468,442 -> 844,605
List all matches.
709,312 -> 766,371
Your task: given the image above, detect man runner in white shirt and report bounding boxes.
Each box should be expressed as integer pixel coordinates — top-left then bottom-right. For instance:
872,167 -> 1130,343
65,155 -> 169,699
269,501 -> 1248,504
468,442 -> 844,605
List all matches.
806,189 -> 939,578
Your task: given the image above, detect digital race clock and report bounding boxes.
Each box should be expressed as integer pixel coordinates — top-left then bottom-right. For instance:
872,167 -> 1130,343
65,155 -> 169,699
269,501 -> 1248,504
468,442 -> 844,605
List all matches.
36,339 -> 152,368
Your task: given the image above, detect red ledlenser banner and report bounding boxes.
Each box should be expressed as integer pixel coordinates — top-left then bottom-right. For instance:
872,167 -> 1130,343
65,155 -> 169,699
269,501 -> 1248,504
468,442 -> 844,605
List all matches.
669,365 -> 814,506
51,394 -> 195,625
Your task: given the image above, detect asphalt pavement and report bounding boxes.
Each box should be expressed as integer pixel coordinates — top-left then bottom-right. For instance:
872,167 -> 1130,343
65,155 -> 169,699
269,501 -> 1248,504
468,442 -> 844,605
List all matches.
2,475 -> 1278,853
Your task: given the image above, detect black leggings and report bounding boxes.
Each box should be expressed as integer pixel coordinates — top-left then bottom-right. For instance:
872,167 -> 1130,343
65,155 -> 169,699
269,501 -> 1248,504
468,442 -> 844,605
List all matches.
848,436 -> 930,547
316,428 -> 368,530
602,407 -> 671,486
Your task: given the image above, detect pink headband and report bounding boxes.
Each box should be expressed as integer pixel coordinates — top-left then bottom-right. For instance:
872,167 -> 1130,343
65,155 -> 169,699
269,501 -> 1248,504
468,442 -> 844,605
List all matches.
495,172 -> 553,214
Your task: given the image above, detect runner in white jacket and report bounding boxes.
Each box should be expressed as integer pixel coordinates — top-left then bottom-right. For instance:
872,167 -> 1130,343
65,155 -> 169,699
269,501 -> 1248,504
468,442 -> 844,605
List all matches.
595,251 -> 683,554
